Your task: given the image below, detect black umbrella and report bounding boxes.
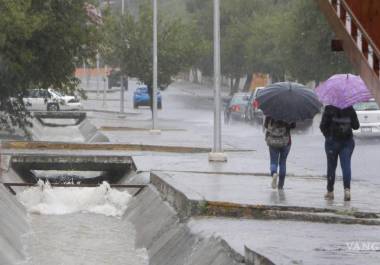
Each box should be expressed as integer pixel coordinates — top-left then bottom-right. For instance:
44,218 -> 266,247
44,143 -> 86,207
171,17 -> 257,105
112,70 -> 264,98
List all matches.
256,82 -> 322,123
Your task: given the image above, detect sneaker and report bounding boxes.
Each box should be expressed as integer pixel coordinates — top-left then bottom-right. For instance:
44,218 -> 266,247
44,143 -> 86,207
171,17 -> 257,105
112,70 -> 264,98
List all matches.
344,189 -> 351,201
271,173 -> 278,189
324,191 -> 334,200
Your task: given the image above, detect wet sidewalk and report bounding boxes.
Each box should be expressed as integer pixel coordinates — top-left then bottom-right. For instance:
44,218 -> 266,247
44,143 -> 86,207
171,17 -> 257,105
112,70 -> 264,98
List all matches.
152,171 -> 380,214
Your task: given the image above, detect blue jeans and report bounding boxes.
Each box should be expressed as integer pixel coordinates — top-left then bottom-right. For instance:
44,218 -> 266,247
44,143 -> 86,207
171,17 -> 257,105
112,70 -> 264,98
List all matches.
269,145 -> 291,189
325,137 -> 355,192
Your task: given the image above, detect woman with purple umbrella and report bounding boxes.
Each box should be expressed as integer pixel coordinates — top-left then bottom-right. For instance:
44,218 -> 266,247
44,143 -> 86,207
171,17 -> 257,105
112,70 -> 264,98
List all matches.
316,74 -> 371,201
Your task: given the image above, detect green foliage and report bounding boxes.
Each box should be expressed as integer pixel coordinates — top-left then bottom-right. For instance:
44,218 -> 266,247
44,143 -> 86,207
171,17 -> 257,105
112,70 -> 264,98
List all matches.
185,0 -> 353,89
103,0 -> 197,93
0,0 -> 99,132
284,0 -> 353,83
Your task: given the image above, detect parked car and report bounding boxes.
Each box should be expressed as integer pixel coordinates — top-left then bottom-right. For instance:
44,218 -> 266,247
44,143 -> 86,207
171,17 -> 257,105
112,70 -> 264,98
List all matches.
224,92 -> 250,123
245,86 -> 265,124
23,88 -> 82,111
133,85 -> 162,109
353,99 -> 380,136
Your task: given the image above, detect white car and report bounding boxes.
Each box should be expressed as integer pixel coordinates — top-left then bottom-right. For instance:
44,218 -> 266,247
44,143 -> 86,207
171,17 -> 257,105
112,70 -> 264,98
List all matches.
23,89 -> 83,111
353,99 -> 380,136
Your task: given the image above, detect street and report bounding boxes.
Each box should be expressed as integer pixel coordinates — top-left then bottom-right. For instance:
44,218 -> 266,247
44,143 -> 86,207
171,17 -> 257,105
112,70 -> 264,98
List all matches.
2,1 -> 380,264
84,80 -> 380,187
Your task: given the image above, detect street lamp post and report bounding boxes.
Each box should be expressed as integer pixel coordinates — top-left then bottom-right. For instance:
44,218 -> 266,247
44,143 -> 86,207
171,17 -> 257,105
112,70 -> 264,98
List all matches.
103,66 -> 108,107
120,0 -> 125,115
96,52 -> 100,98
150,0 -> 160,134
209,0 -> 227,162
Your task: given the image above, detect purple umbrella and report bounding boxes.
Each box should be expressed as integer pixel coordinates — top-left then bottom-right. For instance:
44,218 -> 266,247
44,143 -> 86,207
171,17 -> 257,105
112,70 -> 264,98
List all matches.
315,74 -> 372,109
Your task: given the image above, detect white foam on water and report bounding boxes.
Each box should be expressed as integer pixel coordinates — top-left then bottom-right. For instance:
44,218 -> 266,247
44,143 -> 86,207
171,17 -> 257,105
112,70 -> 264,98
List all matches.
17,180 -> 131,217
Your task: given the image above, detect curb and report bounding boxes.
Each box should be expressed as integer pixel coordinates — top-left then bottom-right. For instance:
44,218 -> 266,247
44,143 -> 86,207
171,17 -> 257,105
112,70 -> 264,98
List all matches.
1,141 -> 212,153
99,126 -> 187,132
84,109 -> 139,115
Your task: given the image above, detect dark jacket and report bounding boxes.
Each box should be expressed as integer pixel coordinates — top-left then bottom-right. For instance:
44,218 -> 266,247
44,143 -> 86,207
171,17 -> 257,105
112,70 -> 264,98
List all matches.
319,105 -> 360,139
264,117 -> 296,145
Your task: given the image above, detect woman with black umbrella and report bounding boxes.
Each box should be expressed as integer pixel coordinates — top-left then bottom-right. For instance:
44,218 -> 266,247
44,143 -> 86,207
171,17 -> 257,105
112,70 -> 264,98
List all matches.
257,82 -> 322,190
264,117 -> 295,189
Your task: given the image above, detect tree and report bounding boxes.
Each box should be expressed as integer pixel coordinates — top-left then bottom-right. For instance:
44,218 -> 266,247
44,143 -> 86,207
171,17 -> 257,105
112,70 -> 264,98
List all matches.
284,0 -> 353,83
245,3 -> 292,82
0,0 -> 99,132
103,0 -> 196,109
185,0 -> 353,89
185,0 -> 283,93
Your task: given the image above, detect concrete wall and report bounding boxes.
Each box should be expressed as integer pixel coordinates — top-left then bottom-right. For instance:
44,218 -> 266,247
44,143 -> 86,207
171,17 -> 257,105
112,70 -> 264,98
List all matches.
0,185 -> 29,265
78,120 -> 109,143
124,186 -> 245,265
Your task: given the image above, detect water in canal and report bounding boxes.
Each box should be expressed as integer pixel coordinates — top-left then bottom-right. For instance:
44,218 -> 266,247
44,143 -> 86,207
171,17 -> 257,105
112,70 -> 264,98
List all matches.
16,181 -> 148,265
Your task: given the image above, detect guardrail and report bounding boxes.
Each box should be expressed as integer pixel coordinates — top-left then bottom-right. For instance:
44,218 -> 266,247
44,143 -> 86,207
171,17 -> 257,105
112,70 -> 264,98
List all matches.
330,0 -> 380,76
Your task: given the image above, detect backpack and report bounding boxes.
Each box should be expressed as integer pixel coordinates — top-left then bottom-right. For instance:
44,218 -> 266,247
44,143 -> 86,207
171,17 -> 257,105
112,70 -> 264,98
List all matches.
331,115 -> 352,139
266,120 -> 290,148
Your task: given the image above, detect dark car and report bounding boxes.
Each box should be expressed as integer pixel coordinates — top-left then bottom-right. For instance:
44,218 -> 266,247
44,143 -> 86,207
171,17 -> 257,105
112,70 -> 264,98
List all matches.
245,86 -> 265,125
108,69 -> 121,89
133,85 -> 162,109
224,93 -> 250,123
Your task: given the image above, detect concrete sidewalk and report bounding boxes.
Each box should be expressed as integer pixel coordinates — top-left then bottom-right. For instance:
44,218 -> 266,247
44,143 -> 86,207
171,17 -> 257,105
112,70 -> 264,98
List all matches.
151,171 -> 380,217
147,170 -> 380,264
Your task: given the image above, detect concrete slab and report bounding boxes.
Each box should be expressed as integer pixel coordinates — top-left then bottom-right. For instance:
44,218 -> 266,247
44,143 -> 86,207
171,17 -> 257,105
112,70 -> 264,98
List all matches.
153,171 -> 380,217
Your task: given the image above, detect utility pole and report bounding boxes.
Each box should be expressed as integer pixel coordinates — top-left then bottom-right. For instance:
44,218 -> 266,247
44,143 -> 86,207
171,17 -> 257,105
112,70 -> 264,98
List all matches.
103,66 -> 107,107
83,59 -> 88,90
150,0 -> 160,134
96,52 -> 100,98
209,0 -> 227,162
120,0 -> 125,115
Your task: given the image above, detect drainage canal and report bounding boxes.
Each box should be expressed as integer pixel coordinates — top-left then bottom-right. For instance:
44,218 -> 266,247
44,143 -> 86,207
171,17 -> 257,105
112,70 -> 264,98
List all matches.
29,111 -> 109,143
7,154 -> 149,265
10,154 -> 133,184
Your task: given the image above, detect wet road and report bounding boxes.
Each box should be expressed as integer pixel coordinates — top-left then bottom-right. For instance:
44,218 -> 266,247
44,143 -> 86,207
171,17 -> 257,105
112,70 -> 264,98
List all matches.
98,80 -> 380,186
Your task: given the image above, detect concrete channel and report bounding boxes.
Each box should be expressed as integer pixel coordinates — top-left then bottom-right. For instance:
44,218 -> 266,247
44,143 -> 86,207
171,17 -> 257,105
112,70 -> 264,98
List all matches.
0,111 -> 248,265
0,151 -> 249,265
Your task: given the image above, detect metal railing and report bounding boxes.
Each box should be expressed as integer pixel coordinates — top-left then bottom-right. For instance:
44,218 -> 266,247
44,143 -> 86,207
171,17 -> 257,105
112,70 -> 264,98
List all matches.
330,0 -> 380,76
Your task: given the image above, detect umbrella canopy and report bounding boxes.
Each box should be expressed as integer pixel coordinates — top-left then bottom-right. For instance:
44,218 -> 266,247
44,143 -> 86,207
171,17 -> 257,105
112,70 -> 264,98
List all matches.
315,74 -> 372,109
256,82 -> 322,123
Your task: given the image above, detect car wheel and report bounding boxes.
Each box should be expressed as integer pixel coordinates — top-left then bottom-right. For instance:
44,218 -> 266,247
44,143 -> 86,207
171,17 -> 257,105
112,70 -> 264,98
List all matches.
47,103 -> 59,111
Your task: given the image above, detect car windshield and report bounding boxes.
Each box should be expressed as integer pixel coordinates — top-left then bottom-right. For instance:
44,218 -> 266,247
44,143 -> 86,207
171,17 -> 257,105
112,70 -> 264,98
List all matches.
136,87 -> 148,93
353,101 -> 380,111
49,89 -> 64,97
230,94 -> 249,105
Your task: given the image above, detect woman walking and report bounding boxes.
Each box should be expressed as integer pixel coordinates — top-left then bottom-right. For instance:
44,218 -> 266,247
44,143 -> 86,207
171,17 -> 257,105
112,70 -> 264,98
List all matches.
319,105 -> 359,201
256,82 -> 322,189
264,117 -> 295,190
